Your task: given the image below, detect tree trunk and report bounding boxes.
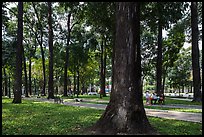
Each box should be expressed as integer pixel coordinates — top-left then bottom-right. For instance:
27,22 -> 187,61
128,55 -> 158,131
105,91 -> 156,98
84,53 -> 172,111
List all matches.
103,40 -> 107,97
77,69 -> 80,98
64,13 -> 71,97
162,66 -> 167,94
8,75 -> 11,98
89,2 -> 157,135
47,2 -> 54,99
23,46 -> 29,97
55,72 -> 58,95
100,39 -> 107,97
156,14 -> 163,96
73,71 -> 76,96
31,2 -> 46,96
191,2 -> 202,102
13,2 -> 23,103
40,45 -> 46,96
3,67 -> 8,96
29,56 -> 32,96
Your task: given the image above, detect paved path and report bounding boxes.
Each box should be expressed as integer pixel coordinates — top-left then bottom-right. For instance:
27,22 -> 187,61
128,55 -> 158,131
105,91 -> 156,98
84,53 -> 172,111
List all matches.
81,98 -> 202,110
169,97 -> 192,102
23,97 -> 202,123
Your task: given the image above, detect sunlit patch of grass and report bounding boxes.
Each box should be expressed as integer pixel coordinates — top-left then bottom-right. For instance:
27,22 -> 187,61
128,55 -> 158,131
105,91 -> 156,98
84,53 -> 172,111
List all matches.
149,116 -> 202,135
144,105 -> 202,113
2,98 -> 202,135
164,97 -> 202,105
2,98 -> 104,135
78,100 -> 201,113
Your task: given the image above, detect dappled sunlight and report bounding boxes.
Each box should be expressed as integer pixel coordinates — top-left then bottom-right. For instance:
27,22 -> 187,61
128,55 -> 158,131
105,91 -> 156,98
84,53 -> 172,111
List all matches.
2,97 -> 202,135
2,98 -> 104,135
149,116 -> 202,135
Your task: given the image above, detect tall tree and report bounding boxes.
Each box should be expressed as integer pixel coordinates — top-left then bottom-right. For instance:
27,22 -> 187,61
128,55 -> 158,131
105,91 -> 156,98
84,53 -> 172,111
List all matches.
142,2 -> 185,95
64,12 -> 71,97
12,2 -> 23,103
22,46 -> 29,97
156,4 -> 163,95
191,2 -> 202,102
47,2 -> 54,99
57,2 -> 79,96
3,67 -> 8,96
84,2 -> 115,98
31,2 -> 47,96
89,2 -> 156,135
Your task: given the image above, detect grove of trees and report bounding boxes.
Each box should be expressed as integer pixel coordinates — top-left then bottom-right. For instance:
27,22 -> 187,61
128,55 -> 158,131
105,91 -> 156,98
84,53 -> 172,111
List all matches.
2,2 -> 202,135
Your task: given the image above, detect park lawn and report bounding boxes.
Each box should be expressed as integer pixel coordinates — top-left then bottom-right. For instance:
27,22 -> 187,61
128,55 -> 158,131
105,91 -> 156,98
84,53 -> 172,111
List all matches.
73,100 -> 202,113
2,98 -> 102,135
2,98 -> 202,135
43,94 -> 202,106
60,95 -> 202,113
62,94 -> 202,106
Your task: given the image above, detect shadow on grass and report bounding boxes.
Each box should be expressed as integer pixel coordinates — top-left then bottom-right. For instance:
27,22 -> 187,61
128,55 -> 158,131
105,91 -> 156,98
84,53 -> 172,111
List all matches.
2,98 -> 202,135
2,98 -> 103,135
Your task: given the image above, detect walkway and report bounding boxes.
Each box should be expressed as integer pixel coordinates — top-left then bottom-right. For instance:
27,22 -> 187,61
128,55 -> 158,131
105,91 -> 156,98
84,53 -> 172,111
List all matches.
23,97 -> 202,123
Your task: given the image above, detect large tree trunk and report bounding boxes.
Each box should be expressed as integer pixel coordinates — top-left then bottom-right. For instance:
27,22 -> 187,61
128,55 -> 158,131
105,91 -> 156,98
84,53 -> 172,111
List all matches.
89,2 -> 156,135
64,13 -> 71,97
191,2 -> 202,102
47,2 -> 54,99
13,2 -> 23,103
156,14 -> 163,96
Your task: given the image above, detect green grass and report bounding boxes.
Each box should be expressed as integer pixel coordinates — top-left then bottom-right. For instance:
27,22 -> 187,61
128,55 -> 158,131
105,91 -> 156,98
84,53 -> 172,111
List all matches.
149,116 -> 202,135
80,101 -> 202,113
62,94 -> 202,106
65,98 -> 201,113
2,98 -> 202,135
144,105 -> 202,113
39,94 -> 202,106
2,98 -> 103,135
164,97 -> 202,105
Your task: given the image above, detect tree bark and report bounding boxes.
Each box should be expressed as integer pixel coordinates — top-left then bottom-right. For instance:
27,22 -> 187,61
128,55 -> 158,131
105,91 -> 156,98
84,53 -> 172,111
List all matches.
64,13 -> 71,97
47,2 -> 54,99
13,2 -> 23,103
29,55 -> 32,96
73,70 -> 76,96
77,69 -> 80,98
156,14 -> 163,96
8,74 -> 11,98
191,2 -> 202,102
23,46 -> 29,97
3,67 -> 8,96
89,2 -> 157,135
100,38 -> 107,97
